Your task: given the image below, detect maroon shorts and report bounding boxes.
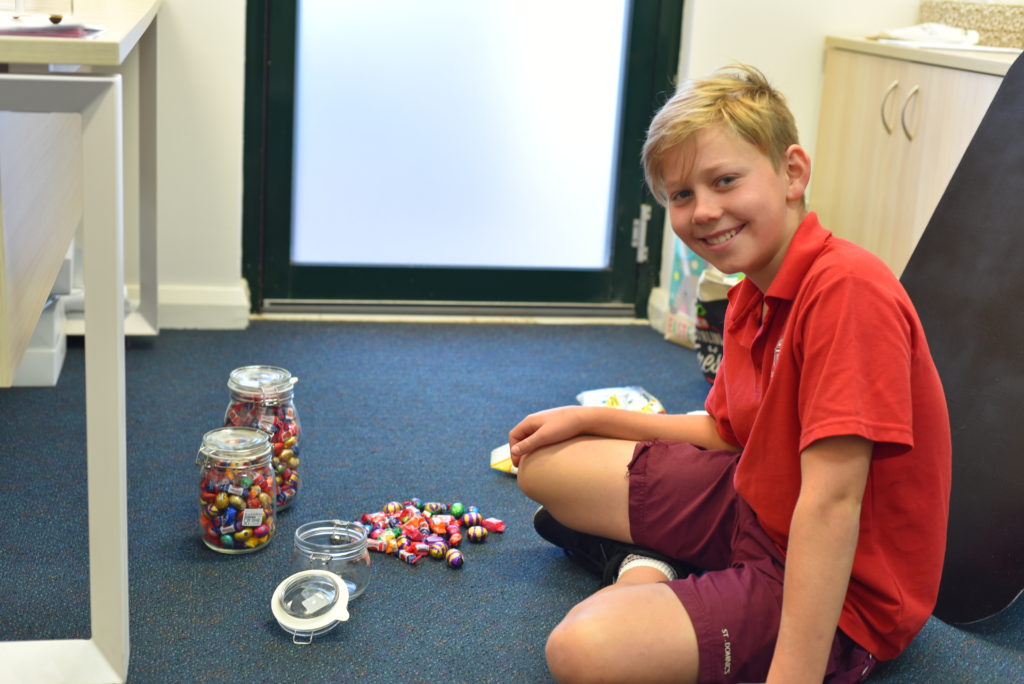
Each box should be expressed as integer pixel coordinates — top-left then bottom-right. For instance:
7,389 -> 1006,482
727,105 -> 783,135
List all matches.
627,441 -> 877,684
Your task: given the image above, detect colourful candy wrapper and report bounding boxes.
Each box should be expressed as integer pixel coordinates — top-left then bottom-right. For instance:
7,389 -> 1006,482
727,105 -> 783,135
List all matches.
575,386 -> 666,414
490,443 -> 517,475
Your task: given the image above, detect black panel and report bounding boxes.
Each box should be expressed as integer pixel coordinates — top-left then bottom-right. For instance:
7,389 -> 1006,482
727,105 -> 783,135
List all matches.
900,53 -> 1024,624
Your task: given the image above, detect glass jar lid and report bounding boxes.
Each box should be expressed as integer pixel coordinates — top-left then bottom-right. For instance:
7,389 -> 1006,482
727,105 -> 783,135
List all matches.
271,569 -> 350,644
227,365 -> 298,401
196,426 -> 271,465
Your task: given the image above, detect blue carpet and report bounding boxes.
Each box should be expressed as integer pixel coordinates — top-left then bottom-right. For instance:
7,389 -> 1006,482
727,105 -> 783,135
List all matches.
0,321 -> 1020,682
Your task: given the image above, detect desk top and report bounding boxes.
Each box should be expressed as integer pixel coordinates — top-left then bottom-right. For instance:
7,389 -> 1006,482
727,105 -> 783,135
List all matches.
827,35 -> 1020,77
0,0 -> 160,66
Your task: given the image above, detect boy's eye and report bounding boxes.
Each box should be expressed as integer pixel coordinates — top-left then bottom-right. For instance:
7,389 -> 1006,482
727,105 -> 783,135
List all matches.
671,189 -> 692,202
716,175 -> 738,188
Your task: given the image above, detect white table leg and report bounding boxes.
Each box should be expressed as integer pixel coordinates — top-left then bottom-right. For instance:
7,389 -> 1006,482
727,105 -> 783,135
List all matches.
0,73 -> 129,683
86,21 -> 159,337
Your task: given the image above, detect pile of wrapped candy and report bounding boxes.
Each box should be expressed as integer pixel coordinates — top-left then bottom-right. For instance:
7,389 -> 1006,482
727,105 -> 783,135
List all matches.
359,498 -> 506,569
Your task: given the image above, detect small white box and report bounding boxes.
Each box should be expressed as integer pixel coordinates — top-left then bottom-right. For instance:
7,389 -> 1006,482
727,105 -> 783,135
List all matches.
12,296 -> 68,386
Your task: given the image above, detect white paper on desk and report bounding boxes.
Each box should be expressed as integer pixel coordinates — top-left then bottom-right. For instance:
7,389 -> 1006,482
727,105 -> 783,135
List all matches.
0,13 -> 102,37
874,22 -> 978,45
873,38 -> 1022,54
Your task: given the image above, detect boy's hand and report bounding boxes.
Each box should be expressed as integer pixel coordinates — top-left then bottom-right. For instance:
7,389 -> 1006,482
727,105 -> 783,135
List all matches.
508,406 -> 590,466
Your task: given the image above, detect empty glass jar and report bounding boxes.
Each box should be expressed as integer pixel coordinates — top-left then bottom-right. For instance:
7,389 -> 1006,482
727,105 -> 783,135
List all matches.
291,520 -> 371,599
223,365 -> 302,511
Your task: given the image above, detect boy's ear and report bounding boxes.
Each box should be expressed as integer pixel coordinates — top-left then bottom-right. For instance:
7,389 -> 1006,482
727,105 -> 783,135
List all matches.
783,144 -> 811,202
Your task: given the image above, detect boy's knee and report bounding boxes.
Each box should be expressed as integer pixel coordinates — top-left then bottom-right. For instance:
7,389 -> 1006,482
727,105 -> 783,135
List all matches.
546,616 -> 604,684
546,587 -> 701,684
514,450 -> 546,503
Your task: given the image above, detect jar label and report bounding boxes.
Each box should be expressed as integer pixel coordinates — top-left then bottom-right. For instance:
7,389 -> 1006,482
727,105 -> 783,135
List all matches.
241,508 -> 265,527
303,591 -> 330,613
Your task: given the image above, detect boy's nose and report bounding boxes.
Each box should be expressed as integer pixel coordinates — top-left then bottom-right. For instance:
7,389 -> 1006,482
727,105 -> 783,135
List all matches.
692,193 -> 723,224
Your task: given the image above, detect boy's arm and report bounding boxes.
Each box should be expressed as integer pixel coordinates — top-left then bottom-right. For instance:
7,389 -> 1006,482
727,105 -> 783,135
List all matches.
767,434 -> 872,684
508,405 -> 736,465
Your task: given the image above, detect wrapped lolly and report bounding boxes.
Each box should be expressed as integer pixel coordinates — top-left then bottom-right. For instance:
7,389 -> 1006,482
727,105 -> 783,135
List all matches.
224,365 -> 303,511
481,517 -> 506,533
445,548 -> 464,568
197,427 -> 277,554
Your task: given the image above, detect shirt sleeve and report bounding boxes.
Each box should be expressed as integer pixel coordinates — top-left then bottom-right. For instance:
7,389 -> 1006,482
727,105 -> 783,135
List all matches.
705,359 -> 742,448
792,267 -> 916,453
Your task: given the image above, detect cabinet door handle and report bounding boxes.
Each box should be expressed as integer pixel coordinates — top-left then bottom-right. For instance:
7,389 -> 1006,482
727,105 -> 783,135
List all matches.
901,85 -> 920,141
881,79 -> 899,134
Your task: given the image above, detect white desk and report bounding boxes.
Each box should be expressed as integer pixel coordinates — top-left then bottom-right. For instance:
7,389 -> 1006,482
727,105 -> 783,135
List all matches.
0,2 -> 160,680
0,0 -> 160,388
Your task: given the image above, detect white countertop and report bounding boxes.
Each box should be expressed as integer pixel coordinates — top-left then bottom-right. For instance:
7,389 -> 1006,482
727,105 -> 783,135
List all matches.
827,35 -> 1020,76
0,0 -> 160,66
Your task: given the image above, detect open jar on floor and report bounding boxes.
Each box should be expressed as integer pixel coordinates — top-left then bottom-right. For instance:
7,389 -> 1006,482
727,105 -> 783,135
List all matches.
291,520 -> 371,599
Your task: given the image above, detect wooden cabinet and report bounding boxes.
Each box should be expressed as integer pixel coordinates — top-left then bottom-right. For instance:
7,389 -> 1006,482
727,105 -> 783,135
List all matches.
811,37 -> 1014,276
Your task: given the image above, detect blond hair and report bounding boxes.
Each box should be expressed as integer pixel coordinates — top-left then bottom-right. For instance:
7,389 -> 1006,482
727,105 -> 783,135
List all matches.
642,64 -> 799,205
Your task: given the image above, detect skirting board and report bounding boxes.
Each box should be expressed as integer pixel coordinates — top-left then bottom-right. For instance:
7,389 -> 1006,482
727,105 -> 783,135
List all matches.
157,280 -> 250,330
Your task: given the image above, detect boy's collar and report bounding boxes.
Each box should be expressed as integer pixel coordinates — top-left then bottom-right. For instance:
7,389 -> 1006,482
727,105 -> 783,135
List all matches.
726,212 -> 829,314
763,212 -> 829,301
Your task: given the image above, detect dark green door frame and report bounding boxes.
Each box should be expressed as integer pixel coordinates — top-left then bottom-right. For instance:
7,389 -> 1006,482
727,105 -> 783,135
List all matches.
243,1 -> 683,316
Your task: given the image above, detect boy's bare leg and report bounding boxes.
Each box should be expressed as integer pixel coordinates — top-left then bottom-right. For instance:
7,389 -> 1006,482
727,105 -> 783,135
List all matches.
516,435 -> 637,542
518,436 -> 702,682
547,580 -> 701,683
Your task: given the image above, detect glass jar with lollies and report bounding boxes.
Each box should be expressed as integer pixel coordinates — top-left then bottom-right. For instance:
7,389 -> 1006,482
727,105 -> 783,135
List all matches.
223,365 -> 303,511
197,426 -> 277,553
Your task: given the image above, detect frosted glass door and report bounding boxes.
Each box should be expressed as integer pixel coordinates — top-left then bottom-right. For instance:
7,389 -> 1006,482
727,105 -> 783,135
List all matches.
290,0 -> 628,270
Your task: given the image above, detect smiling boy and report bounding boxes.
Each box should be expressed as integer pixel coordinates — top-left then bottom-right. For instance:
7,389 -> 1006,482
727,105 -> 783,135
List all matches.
509,65 -> 951,683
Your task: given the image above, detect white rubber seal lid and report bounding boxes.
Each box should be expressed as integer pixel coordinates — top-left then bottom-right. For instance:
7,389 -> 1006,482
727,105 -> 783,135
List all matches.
271,569 -> 350,644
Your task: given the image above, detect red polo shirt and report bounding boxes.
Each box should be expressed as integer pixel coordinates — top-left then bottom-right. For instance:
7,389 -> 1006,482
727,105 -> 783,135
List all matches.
705,213 -> 951,660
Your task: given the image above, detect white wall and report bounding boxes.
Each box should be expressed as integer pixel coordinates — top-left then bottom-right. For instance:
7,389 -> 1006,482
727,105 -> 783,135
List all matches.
156,0 -> 248,328
155,0 -> 923,328
650,0 -> 921,328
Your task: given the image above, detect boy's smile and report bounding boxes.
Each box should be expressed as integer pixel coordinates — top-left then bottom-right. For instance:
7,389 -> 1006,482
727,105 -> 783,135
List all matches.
662,125 -> 809,292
